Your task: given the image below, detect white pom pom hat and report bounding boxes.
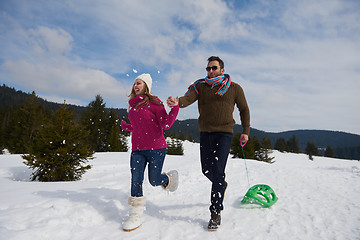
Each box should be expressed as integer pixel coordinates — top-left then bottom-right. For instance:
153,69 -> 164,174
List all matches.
135,73 -> 152,93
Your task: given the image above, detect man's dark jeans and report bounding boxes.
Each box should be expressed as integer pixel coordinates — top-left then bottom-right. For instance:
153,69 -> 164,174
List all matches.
200,132 -> 233,213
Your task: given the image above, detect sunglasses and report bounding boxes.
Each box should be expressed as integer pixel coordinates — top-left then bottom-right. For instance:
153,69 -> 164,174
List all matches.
206,66 -> 218,71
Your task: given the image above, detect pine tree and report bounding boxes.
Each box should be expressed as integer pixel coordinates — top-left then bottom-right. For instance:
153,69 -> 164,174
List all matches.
305,141 -> 319,160
287,135 -> 300,153
324,146 -> 335,158
255,137 -> 275,163
81,95 -> 109,152
22,105 -> 94,181
106,109 -> 128,152
0,107 -> 5,152
261,137 -> 272,149
255,148 -> 275,163
252,135 -> 261,153
7,92 -> 51,153
166,138 -> 184,155
274,138 -> 287,152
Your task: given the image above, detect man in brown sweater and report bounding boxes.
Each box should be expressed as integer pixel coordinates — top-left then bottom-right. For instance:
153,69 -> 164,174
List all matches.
167,56 -> 250,231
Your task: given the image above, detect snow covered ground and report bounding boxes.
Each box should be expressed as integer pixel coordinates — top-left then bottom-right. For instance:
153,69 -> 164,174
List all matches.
1,141 -> 360,240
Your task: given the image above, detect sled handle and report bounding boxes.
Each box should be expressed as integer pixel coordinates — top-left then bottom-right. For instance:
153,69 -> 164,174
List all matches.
240,140 -> 247,147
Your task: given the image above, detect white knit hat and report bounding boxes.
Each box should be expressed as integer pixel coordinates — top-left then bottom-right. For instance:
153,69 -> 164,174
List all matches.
135,73 -> 152,93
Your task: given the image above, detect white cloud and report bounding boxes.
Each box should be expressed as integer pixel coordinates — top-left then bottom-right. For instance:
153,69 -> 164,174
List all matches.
281,0 -> 360,37
177,0 -> 249,42
28,26 -> 73,55
2,59 -> 129,106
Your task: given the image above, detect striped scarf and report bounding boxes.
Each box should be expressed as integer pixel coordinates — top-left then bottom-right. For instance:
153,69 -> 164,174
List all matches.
185,74 -> 231,97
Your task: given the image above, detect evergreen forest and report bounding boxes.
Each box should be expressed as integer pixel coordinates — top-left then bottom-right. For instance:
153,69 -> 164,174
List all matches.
1,84 -> 360,161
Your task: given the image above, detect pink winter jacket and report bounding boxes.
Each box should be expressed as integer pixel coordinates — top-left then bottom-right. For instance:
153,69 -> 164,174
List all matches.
121,95 -> 179,151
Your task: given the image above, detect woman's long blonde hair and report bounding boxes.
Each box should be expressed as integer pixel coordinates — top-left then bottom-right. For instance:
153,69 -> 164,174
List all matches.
129,84 -> 162,110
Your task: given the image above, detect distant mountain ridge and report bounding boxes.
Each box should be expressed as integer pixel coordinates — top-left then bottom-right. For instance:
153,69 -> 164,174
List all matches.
167,120 -> 360,160
0,84 -> 127,119
2,84 -> 360,159
168,119 -> 360,149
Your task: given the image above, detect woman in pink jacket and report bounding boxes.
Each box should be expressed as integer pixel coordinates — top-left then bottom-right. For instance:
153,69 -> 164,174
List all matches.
121,73 -> 179,231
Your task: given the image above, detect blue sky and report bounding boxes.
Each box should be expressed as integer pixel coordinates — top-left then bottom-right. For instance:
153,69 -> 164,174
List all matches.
1,0 -> 360,135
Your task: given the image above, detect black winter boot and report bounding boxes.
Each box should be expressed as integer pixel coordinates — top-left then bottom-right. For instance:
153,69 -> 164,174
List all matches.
208,212 -> 221,231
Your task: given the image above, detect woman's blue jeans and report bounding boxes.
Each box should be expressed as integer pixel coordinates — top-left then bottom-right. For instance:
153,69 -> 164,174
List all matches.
130,148 -> 169,197
200,132 -> 233,213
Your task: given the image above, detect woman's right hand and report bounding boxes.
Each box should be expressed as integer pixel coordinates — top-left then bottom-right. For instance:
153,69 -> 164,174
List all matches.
167,96 -> 178,108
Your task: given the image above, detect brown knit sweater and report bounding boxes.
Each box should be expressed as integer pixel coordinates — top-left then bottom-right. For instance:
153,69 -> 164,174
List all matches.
179,81 -> 250,135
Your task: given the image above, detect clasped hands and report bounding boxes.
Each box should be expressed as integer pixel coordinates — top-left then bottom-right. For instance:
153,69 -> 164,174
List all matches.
167,96 -> 179,108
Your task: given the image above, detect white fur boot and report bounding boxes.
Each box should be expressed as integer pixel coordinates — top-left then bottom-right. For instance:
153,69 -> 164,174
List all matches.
123,196 -> 146,232
162,170 -> 179,192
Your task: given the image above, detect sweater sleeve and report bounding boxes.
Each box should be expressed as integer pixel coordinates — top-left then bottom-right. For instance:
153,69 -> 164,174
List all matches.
154,104 -> 179,130
178,88 -> 198,108
235,85 -> 250,135
121,120 -> 133,132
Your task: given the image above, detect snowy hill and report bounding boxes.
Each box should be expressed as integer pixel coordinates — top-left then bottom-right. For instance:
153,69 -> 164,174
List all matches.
1,141 -> 359,240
